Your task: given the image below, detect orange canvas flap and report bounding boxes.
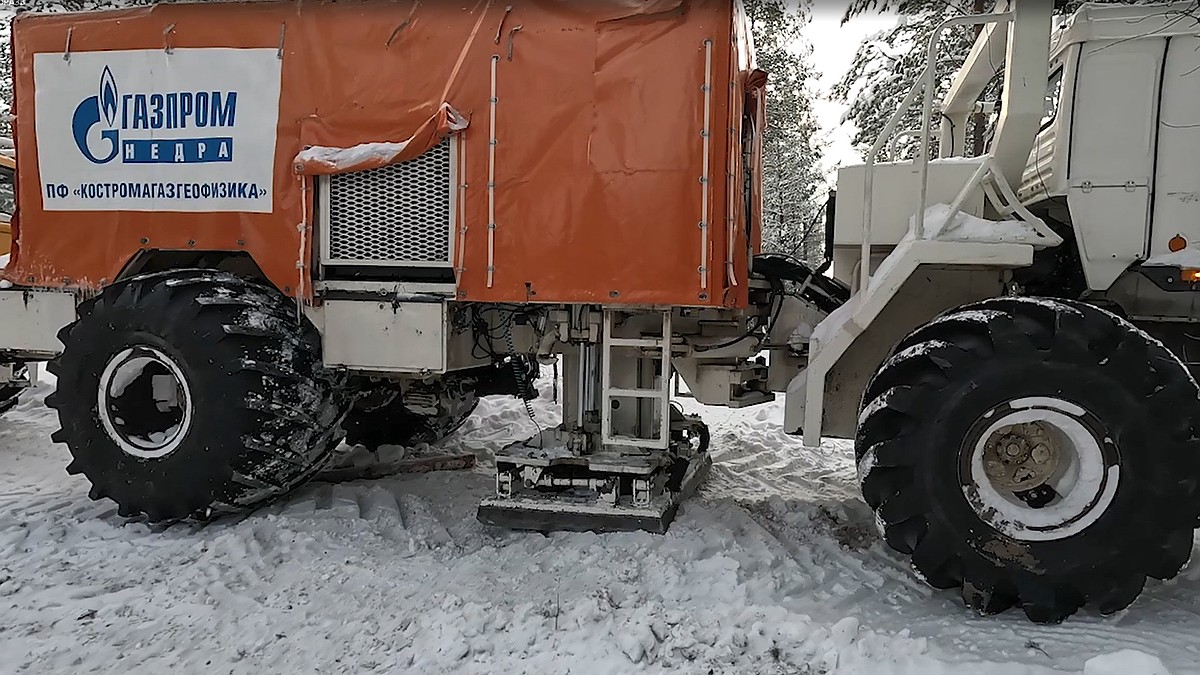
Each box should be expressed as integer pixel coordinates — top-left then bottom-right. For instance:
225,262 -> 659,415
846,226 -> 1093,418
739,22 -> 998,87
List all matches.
293,102 -> 469,176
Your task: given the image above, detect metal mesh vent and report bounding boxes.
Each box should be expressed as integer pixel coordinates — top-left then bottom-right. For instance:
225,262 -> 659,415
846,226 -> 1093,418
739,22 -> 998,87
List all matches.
325,139 -> 453,266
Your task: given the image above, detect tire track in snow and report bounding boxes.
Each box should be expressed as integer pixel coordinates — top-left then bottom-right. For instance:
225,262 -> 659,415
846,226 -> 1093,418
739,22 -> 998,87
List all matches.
0,382 -> 1196,673
705,407 -> 1200,674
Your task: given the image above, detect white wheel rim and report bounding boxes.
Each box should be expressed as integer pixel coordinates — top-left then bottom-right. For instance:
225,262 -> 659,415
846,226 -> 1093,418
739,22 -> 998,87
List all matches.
97,346 -> 193,459
962,397 -> 1119,542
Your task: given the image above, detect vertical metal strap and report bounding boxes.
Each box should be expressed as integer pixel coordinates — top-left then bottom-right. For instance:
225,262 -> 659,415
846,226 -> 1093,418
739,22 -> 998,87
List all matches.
576,341 -> 587,429
724,35 -> 734,284
296,175 -> 309,320
726,58 -> 739,287
699,39 -> 713,293
456,134 -> 469,278
658,310 -> 672,446
600,311 -> 614,444
487,55 -> 499,288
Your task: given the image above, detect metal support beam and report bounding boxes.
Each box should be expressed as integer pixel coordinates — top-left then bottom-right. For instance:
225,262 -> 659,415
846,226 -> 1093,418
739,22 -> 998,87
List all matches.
938,0 -> 1053,187
990,0 -> 1053,189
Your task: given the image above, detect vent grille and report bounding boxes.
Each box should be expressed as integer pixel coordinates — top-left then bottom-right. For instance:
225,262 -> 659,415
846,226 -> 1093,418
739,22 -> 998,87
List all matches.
324,139 -> 453,267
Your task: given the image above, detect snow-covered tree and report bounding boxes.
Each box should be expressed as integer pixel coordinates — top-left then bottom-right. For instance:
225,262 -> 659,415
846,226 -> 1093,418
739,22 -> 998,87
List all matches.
746,0 -> 829,262
833,0 -> 1187,157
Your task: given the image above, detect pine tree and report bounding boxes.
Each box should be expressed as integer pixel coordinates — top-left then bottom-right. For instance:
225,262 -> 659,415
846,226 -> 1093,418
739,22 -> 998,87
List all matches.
833,0 -> 1187,157
746,0 -> 829,263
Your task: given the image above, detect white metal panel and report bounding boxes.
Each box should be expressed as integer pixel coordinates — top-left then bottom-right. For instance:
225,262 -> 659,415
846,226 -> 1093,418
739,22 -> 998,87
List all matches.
1150,36 -> 1200,259
1068,186 -> 1151,290
0,290 -> 75,357
321,300 -> 447,373
834,159 -> 985,246
1069,38 -> 1165,187
1067,37 -> 1164,290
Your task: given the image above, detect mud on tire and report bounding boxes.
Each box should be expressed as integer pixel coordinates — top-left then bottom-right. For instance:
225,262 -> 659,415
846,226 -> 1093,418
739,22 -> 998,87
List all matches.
47,270 -> 351,522
857,297 -> 1200,623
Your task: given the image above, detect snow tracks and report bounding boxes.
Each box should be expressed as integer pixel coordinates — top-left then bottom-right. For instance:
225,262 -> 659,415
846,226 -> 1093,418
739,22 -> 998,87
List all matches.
0,386 -> 1198,673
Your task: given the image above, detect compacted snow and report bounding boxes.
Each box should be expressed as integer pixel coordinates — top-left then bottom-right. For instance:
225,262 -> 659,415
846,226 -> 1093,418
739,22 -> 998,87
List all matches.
1,371 -> 1198,674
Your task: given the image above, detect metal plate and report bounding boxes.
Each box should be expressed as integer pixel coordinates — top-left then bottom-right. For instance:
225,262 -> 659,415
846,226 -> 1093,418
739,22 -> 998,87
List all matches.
321,299 -> 447,373
477,453 -> 711,534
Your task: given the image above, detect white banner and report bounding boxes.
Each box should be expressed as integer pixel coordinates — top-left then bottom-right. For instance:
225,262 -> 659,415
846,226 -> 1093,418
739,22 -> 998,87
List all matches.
33,48 -> 282,213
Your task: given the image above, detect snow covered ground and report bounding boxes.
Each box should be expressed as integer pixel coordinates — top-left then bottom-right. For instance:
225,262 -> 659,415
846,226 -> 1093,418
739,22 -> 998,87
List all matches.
1,372 -> 1198,674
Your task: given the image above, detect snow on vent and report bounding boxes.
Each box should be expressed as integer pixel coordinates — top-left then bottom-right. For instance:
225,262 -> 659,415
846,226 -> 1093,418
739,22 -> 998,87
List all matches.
325,139 -> 453,266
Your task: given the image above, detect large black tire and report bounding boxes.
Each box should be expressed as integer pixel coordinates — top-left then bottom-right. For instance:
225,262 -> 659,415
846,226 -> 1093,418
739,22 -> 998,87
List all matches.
343,383 -> 479,451
857,296 -> 1200,623
46,271 -> 350,522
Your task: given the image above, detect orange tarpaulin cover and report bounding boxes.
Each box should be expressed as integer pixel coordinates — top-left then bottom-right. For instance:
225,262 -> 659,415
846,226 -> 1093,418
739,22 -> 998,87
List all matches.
8,0 -> 763,308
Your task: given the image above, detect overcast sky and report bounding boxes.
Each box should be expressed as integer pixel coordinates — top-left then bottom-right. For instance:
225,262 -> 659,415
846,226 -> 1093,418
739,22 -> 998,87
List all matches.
800,7 -> 898,180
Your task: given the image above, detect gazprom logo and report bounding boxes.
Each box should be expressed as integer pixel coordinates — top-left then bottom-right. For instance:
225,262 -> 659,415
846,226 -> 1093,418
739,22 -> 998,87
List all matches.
71,65 -> 237,166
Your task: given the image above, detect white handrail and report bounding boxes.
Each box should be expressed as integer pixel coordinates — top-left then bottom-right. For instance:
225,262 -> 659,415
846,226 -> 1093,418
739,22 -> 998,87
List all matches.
885,128 -> 939,161
859,10 -> 1014,292
916,12 -> 1012,238
859,76 -> 929,293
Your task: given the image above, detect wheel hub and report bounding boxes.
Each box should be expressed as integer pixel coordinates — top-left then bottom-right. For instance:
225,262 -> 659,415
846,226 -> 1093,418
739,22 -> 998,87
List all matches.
962,397 -> 1120,542
97,345 -> 194,459
982,421 -> 1060,491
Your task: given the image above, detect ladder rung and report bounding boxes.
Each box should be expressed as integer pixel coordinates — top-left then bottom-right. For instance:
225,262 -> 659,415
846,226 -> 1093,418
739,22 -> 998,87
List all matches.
607,337 -> 666,348
605,434 -> 663,448
601,308 -> 673,451
608,387 -> 666,400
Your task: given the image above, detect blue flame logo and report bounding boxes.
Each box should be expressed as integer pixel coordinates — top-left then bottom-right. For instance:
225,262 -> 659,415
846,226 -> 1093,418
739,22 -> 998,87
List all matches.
100,66 -> 118,128
71,66 -> 120,164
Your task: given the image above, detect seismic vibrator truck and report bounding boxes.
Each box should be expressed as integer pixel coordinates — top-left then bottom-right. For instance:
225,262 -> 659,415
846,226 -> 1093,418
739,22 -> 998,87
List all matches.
4,0 -> 1200,624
